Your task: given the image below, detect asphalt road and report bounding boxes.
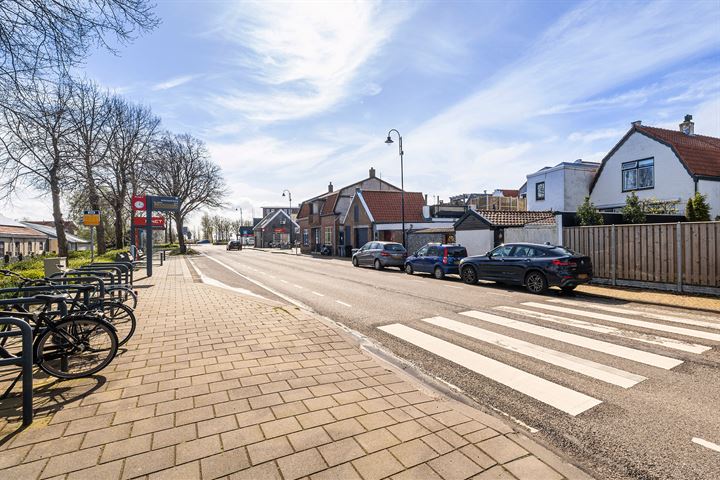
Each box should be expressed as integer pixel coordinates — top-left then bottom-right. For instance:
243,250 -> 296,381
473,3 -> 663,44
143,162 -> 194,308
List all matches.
189,245 -> 720,480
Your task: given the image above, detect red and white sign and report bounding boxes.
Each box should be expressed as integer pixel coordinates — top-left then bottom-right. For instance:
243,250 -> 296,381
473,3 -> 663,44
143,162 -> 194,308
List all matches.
273,227 -> 287,233
132,216 -> 165,228
132,195 -> 147,211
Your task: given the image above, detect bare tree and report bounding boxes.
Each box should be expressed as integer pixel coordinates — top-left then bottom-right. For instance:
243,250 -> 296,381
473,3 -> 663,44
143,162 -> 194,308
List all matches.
145,133 -> 227,253
200,212 -> 213,241
99,97 -> 159,248
0,77 -> 76,256
0,0 -> 158,84
67,78 -> 114,253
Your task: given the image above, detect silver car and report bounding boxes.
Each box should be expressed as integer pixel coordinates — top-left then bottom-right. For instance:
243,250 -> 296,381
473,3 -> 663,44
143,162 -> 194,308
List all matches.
352,241 -> 407,270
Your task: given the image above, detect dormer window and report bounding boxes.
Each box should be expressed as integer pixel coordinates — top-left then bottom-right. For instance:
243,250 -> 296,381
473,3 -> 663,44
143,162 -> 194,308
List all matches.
622,158 -> 654,191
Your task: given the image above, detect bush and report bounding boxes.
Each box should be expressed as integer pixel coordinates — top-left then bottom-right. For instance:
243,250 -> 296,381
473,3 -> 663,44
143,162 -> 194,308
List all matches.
622,192 -> 646,224
686,192 -> 711,221
576,196 -> 604,226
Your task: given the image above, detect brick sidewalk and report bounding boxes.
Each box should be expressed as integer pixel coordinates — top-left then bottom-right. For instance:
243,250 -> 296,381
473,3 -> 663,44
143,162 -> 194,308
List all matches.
576,284 -> 720,313
0,257 -> 591,480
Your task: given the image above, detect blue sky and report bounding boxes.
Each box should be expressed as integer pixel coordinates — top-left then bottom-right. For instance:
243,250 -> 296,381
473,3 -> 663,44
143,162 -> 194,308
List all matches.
8,0 -> 720,225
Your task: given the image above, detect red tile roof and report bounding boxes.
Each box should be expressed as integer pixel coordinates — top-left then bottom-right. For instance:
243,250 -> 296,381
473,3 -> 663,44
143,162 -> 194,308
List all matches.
0,225 -> 47,238
361,191 -> 426,223
475,210 -> 555,227
636,125 -> 720,177
321,193 -> 338,216
498,189 -> 519,198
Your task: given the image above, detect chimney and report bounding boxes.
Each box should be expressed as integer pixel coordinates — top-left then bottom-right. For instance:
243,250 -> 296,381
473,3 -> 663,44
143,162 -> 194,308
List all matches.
631,120 -> 642,127
679,114 -> 694,135
424,194 -> 428,204
328,182 -> 333,193
369,167 -> 376,178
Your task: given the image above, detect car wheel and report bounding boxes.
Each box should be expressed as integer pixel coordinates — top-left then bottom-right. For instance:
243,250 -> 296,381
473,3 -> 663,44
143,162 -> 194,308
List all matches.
525,271 -> 548,294
352,257 -> 359,267
561,285 -> 577,293
405,264 -> 414,275
374,259 -> 383,270
461,266 -> 478,285
433,266 -> 445,280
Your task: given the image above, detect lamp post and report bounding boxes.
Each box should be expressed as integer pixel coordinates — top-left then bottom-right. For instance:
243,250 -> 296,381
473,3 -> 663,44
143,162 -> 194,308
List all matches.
235,207 -> 243,244
385,129 -> 405,247
282,189 -> 296,254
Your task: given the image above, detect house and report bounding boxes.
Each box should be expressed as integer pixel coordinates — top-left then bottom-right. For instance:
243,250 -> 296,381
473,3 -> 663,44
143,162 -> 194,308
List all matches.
21,222 -> 92,252
296,167 -> 402,255
0,215 -> 48,260
253,209 -> 299,248
590,115 -> 720,218
450,190 -> 526,211
453,210 -> 555,255
341,190 -> 430,249
260,206 -> 299,219
27,220 -> 80,235
526,159 -> 600,212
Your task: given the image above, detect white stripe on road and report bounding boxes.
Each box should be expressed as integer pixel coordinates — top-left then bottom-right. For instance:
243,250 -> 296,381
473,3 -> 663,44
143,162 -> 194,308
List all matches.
525,302 -> 720,343
378,323 -> 601,416
187,260 -> 265,299
336,300 -> 352,307
549,299 -> 720,331
692,437 -> 720,453
442,285 -> 463,289
496,306 -> 710,355
280,279 -> 289,284
460,310 -> 682,370
293,284 -> 304,289
311,291 -> 325,297
423,316 -> 645,388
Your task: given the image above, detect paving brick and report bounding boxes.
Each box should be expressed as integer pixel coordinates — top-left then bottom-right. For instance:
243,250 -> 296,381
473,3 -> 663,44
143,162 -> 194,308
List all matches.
477,436 -> 529,464
466,427 -> 501,444
176,405 -> 215,426
328,403 -> 366,421
0,445 -> 31,470
247,436 -> 294,465
433,410 -> 472,427
387,420 -> 431,442
100,434 -> 152,462
303,395 -> 339,411
503,455 -> 562,480
422,433 -> 454,455
122,446 -> 175,478
310,462 -> 362,480
155,397 -> 194,415
428,450 -> 483,480
25,433 -> 84,462
200,448 -> 251,479
453,420 -> 486,436
40,446 -> 102,478
297,409 -> 336,429
437,428 -> 469,448
153,424 -> 198,449
48,404 -> 99,425
176,434 -> 223,464
391,463 -> 443,480
287,426 -> 333,451
214,398 -> 251,417
112,405 -> 156,425
317,437 -> 365,466
130,413 -> 174,436
472,464 -> 517,479
147,461 -> 201,480
272,400 -> 309,419
81,424 -> 132,449
64,413 -> 114,436
236,407 -> 275,427
277,448 -> 328,480
66,460 -> 124,480
198,415 -> 240,437
355,427 -> 401,453
323,418 -> 366,440
351,449 -> 404,480
221,425 -> 265,449
356,411 -> 396,431
460,443 -> 497,470
228,461 -> 282,480
260,417 -> 302,438
0,459 -> 48,479
389,438 -> 439,467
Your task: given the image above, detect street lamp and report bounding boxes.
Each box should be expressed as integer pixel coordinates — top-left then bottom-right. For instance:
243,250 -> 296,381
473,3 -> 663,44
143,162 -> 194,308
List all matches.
235,207 -> 243,244
282,189 -> 296,254
385,129 -> 405,247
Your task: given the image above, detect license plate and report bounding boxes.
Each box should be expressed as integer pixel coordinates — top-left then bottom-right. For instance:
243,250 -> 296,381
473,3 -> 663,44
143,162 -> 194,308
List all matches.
578,274 -> 588,279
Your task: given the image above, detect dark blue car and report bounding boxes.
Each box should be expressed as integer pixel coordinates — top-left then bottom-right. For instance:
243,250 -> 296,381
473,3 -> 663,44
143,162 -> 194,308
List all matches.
405,244 -> 468,279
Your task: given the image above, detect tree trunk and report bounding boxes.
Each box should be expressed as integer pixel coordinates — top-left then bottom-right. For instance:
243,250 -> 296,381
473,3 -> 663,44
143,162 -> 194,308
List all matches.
50,175 -> 68,257
113,201 -> 124,248
175,211 -> 186,254
84,162 -> 106,253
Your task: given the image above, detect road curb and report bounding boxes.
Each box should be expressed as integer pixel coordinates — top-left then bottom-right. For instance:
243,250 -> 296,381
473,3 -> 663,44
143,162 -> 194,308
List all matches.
576,289 -> 720,315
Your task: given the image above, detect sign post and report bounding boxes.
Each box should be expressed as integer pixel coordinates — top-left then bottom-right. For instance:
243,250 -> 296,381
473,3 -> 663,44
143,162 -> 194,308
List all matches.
145,196 -> 179,276
82,210 -> 101,262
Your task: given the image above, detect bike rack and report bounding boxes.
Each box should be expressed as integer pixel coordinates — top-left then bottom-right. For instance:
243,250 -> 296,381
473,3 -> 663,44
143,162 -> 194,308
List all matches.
0,317 -> 34,426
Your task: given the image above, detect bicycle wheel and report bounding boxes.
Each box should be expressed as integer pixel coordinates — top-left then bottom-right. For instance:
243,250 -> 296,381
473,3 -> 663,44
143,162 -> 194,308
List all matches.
107,287 -> 137,310
98,302 -> 136,346
36,316 -> 118,379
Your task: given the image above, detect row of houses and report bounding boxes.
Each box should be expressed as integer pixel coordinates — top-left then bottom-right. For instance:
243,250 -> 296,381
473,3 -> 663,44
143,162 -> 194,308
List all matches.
0,215 -> 91,260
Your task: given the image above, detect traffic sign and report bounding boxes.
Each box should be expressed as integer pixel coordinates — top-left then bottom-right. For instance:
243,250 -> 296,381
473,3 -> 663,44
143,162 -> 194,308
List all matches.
82,210 -> 101,226
152,196 -> 179,211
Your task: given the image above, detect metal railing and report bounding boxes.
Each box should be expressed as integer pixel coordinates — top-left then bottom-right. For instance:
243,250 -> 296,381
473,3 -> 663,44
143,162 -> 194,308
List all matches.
0,317 -> 34,426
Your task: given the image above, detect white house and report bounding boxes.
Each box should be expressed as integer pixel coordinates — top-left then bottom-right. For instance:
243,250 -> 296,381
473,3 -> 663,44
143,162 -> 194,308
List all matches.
590,116 -> 720,218
526,160 -> 600,212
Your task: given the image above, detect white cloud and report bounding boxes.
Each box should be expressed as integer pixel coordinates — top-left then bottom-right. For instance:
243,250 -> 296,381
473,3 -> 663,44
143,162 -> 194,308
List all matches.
151,75 -> 198,91
207,0 -> 411,122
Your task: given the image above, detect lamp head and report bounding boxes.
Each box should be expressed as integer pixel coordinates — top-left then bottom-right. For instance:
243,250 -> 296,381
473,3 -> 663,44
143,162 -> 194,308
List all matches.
385,136 -> 393,144
282,192 -> 286,197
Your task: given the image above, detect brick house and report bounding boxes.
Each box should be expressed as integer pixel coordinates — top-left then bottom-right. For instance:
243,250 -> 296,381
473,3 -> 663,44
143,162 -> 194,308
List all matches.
341,190 -> 427,249
297,168 -> 401,255
253,209 -> 299,248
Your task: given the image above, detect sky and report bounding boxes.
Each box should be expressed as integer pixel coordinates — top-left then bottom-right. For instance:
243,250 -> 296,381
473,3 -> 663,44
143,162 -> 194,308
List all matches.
4,0 -> 720,228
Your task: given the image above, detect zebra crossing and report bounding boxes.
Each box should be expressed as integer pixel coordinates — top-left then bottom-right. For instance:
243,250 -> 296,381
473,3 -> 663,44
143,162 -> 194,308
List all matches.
378,299 -> 719,417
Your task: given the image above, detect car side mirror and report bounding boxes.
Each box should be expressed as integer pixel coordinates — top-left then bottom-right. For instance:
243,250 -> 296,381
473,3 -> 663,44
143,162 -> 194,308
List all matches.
486,252 -> 493,258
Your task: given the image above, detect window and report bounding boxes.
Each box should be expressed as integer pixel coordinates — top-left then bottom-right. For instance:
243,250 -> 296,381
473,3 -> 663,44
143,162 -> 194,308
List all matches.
427,246 -> 440,256
0,242 -> 4,255
353,205 -> 359,222
28,241 -> 33,252
303,229 -> 309,246
384,243 -> 405,252
324,227 -> 332,245
535,182 -> 545,201
416,246 -> 428,256
622,158 -> 654,191
490,245 -> 513,257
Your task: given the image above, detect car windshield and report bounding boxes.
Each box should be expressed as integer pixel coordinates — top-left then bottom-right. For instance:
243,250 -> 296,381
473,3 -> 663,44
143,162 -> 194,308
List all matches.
446,247 -> 467,258
383,243 -> 405,252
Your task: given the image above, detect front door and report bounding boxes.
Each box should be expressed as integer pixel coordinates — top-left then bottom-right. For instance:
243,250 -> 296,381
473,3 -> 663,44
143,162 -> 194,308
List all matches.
355,228 -> 368,251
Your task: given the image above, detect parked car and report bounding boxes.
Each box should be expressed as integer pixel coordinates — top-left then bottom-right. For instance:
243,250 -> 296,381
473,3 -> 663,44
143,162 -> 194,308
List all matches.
197,239 -> 211,244
227,240 -> 242,250
352,241 -> 407,270
458,243 -> 592,294
405,244 -> 468,279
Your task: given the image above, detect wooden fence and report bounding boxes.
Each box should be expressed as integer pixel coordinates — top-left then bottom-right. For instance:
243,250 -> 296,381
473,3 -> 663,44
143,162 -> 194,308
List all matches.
563,222 -> 719,294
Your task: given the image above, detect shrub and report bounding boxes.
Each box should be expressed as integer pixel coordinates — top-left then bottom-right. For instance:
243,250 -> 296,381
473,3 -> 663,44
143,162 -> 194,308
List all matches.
576,196 -> 604,226
622,192 -> 646,224
686,192 -> 710,221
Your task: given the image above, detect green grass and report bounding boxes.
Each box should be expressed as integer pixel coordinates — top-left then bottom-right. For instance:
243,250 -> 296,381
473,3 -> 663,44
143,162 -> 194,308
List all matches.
0,248 -> 129,288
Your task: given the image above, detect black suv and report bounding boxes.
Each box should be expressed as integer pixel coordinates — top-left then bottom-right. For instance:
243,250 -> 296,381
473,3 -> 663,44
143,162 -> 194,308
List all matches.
458,243 -> 592,293
227,240 -> 242,251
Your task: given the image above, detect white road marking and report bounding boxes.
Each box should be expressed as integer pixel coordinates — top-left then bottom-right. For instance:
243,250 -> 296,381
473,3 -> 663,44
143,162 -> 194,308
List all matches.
336,300 -> 352,307
525,302 -> 720,343
423,316 -> 645,388
293,284 -> 304,289
549,299 -> 720,331
442,285 -> 463,289
199,253 -> 312,310
460,310 -> 682,370
311,291 -> 325,297
280,279 -> 289,284
692,437 -> 720,453
187,260 -> 265,299
496,306 -> 710,355
379,323 -> 602,416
